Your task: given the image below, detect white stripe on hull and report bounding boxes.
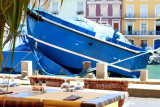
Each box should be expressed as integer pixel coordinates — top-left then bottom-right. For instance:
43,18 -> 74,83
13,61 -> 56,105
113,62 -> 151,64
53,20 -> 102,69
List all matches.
28,35 -> 132,72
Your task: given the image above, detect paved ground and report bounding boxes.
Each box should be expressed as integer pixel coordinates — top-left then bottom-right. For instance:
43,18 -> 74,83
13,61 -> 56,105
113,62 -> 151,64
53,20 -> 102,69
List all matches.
124,97 -> 160,107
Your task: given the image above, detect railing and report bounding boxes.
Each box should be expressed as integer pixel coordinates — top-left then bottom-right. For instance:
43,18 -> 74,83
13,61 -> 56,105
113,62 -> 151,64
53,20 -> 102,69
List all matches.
87,0 -> 122,1
125,13 -> 160,18
123,31 -> 160,35
87,15 -> 122,18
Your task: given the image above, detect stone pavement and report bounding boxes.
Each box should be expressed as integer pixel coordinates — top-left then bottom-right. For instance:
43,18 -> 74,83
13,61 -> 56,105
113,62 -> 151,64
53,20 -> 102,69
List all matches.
123,97 -> 160,107
128,84 -> 160,98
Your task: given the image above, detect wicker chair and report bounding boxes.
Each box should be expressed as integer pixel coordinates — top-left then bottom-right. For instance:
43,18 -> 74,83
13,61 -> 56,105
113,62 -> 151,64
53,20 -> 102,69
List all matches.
0,99 -> 44,107
84,79 -> 128,107
29,76 -> 70,87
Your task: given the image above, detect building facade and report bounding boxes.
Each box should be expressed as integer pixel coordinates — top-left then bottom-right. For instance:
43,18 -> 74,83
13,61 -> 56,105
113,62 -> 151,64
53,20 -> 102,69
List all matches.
86,0 -> 123,32
123,0 -> 160,49
30,0 -> 86,18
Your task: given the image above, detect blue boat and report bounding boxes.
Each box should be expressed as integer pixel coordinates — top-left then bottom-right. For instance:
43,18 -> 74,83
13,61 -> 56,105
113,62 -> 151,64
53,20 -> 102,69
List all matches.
26,8 -> 150,77
2,35 -> 72,75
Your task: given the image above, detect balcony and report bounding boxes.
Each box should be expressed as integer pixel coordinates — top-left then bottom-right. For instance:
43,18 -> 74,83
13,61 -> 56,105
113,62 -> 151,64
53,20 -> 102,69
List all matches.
87,15 -> 122,18
125,13 -> 160,19
123,31 -> 160,35
87,0 -> 122,1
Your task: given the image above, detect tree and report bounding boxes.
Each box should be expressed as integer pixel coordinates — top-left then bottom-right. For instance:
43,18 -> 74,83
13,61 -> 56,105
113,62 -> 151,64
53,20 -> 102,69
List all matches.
0,0 -> 63,73
0,0 -> 30,73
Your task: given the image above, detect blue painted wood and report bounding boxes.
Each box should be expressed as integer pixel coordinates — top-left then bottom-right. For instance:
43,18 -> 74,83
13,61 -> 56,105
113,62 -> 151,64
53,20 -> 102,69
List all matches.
26,9 -> 150,77
83,94 -> 122,107
1,51 -> 72,75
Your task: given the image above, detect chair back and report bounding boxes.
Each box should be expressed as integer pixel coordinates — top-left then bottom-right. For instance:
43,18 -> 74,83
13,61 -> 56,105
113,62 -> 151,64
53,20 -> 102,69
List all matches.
84,79 -> 129,107
0,99 -> 44,107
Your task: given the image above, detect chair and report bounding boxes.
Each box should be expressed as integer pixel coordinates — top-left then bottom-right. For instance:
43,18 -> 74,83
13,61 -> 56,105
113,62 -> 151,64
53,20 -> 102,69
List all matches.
84,79 -> 128,107
29,76 -> 70,87
0,99 -> 44,107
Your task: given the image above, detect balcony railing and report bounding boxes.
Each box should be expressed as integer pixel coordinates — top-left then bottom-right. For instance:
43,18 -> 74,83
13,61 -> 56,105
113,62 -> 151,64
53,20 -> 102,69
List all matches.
87,15 -> 122,18
123,31 -> 160,35
87,0 -> 122,1
125,13 -> 160,18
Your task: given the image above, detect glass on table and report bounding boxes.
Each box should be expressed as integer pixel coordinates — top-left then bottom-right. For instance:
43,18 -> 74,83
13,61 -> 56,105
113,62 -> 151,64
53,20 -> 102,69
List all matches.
1,75 -> 8,84
74,79 -> 83,91
0,75 -> 8,87
42,80 -> 47,93
60,78 -> 70,92
9,76 -> 18,87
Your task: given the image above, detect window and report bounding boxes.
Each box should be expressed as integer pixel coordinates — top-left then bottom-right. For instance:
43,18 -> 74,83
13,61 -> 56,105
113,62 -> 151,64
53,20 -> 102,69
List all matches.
140,40 -> 147,48
49,1 -> 59,14
140,21 -> 148,35
140,5 -> 148,18
155,21 -> 160,35
89,5 -> 96,17
155,5 -> 160,18
77,2 -> 83,14
128,39 -> 134,45
126,22 -> 134,35
113,5 -> 120,17
112,21 -> 120,31
101,5 -> 108,17
126,5 -> 134,18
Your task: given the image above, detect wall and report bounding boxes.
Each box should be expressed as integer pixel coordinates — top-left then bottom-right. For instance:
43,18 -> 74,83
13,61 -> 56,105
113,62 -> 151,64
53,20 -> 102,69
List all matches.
30,0 -> 86,18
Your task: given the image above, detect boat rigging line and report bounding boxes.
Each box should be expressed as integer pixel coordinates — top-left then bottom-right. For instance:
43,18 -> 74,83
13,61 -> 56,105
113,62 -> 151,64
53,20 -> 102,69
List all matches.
91,48 -> 160,72
9,51 -> 32,73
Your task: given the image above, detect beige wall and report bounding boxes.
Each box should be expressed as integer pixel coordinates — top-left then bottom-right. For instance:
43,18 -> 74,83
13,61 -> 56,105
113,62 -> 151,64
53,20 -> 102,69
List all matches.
126,36 -> 160,49
123,0 -> 160,31
123,0 -> 160,49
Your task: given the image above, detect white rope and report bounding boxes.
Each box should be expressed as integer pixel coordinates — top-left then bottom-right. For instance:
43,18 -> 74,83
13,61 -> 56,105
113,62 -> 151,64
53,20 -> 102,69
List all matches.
111,48 -> 159,65
111,51 -> 150,65
11,51 -> 32,72
90,48 -> 160,72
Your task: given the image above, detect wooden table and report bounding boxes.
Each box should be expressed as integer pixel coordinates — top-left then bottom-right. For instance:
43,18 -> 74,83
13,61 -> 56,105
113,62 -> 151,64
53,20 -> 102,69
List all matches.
0,86 -> 128,107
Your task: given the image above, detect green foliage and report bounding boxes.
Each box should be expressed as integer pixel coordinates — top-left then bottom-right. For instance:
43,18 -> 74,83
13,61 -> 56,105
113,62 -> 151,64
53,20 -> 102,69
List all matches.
0,0 -> 64,101
0,0 -> 64,74
0,0 -> 30,73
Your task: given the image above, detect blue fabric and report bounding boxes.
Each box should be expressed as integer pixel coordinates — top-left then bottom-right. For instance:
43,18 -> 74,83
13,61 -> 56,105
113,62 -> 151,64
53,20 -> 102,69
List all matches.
7,88 -> 60,98
84,94 -> 121,106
